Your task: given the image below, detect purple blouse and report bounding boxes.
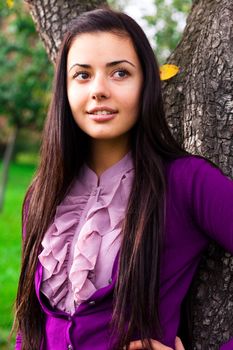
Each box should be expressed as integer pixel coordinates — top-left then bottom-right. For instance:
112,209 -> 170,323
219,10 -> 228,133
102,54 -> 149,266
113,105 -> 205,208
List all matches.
38,152 -> 134,314
15,155 -> 233,350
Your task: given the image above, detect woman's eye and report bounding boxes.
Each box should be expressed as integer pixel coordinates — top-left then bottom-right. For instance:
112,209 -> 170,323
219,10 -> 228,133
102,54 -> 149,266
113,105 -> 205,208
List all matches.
113,69 -> 129,79
73,72 -> 90,80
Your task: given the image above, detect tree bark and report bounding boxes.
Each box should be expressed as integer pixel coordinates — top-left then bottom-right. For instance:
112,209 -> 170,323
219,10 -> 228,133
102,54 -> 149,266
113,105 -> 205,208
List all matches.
24,0 -> 107,64
25,0 -> 233,348
163,0 -> 233,177
163,0 -> 233,348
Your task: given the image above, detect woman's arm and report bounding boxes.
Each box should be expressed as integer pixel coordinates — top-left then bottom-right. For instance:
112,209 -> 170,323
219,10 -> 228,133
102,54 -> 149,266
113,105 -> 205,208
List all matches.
187,158 -> 233,347
220,338 -> 233,350
15,332 -> 22,350
183,157 -> 233,252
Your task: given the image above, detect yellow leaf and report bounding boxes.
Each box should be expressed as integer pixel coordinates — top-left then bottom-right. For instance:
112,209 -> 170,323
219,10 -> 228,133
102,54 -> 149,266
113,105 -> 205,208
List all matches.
6,0 -> 14,9
160,64 -> 179,81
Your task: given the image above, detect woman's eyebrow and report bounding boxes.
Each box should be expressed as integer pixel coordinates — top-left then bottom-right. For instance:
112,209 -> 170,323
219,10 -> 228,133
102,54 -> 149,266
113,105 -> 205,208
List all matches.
68,63 -> 89,72
106,60 -> 136,68
68,60 -> 136,72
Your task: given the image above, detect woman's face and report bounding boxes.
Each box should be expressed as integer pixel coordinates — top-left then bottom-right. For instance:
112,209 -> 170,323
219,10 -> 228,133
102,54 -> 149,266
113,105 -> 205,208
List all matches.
66,32 -> 143,142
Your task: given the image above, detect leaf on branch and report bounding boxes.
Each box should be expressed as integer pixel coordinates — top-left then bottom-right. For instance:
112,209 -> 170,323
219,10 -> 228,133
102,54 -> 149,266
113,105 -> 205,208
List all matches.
6,0 -> 14,9
160,64 -> 179,80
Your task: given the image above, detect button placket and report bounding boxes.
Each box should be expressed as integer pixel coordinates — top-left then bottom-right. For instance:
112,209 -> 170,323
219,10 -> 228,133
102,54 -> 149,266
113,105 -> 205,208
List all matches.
66,314 -> 73,350
92,186 -> 101,202
95,187 -> 101,201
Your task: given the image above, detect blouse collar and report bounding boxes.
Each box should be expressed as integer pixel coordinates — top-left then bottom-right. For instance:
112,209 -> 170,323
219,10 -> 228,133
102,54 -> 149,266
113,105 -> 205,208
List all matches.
77,151 -> 134,188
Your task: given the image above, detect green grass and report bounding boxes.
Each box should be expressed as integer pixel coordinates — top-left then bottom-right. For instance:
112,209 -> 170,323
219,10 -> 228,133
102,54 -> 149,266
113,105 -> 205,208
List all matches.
0,160 -> 36,348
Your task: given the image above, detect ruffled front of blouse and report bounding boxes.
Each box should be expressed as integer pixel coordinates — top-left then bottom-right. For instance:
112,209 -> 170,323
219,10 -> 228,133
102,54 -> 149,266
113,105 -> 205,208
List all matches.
38,152 -> 134,314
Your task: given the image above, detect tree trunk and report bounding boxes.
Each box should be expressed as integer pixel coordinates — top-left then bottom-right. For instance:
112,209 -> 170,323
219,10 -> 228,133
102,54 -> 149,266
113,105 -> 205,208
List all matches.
163,0 -> 233,348
0,127 -> 18,212
25,0 -> 233,348
24,0 -> 107,64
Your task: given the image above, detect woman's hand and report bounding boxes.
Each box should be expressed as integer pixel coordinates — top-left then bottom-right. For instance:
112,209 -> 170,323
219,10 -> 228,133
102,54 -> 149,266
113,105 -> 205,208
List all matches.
175,337 -> 185,350
125,336 -> 185,350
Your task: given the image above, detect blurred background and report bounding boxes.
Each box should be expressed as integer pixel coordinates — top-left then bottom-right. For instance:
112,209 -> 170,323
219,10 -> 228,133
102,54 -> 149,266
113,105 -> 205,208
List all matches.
0,0 -> 191,348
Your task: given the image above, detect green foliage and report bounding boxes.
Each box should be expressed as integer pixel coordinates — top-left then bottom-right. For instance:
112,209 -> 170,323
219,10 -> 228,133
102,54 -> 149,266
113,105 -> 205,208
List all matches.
108,0 -> 130,11
145,0 -> 192,63
0,160 -> 36,346
0,1 -> 53,130
0,0 -> 13,16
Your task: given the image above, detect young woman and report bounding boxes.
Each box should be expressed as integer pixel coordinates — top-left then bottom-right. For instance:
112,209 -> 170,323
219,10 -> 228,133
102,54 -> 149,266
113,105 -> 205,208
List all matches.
14,7 -> 233,350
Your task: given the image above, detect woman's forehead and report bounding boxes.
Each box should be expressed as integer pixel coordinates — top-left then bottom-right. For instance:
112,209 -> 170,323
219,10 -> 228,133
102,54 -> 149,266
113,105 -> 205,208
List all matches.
67,32 -> 139,69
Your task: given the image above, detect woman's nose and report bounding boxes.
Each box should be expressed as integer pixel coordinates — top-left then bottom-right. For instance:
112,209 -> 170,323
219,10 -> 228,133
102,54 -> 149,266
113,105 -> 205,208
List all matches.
90,74 -> 110,100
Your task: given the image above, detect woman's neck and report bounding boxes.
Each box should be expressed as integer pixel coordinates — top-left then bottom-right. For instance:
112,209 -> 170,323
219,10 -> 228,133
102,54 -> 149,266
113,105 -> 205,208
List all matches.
87,138 -> 131,177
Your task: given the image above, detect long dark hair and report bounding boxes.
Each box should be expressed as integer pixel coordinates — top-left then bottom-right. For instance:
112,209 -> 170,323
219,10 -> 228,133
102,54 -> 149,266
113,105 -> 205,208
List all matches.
15,7 -> 188,350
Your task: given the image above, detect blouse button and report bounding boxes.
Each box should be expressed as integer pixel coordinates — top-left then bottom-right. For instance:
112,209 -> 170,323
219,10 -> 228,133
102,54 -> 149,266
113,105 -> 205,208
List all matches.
67,345 -> 73,350
92,189 -> 97,196
89,300 -> 96,306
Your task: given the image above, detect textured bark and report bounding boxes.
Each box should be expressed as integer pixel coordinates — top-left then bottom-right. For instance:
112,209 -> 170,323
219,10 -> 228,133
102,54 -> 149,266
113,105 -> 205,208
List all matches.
163,0 -> 233,177
25,0 -> 233,348
24,0 -> 107,63
163,0 -> 233,348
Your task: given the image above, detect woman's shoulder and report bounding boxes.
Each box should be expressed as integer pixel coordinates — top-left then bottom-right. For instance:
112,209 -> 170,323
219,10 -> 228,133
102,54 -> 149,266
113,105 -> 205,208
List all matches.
164,154 -> 231,201
164,153 -> 233,210
165,154 -> 222,181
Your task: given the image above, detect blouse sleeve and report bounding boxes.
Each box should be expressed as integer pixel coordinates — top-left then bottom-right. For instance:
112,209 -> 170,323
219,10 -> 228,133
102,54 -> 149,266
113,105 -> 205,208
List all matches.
15,333 -> 22,350
190,157 -> 233,253
220,338 -> 233,350
187,157 -> 233,348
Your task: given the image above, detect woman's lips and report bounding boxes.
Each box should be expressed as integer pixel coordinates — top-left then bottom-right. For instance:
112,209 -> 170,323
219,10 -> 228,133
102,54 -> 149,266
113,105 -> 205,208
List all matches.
87,112 -> 117,121
87,106 -> 118,122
